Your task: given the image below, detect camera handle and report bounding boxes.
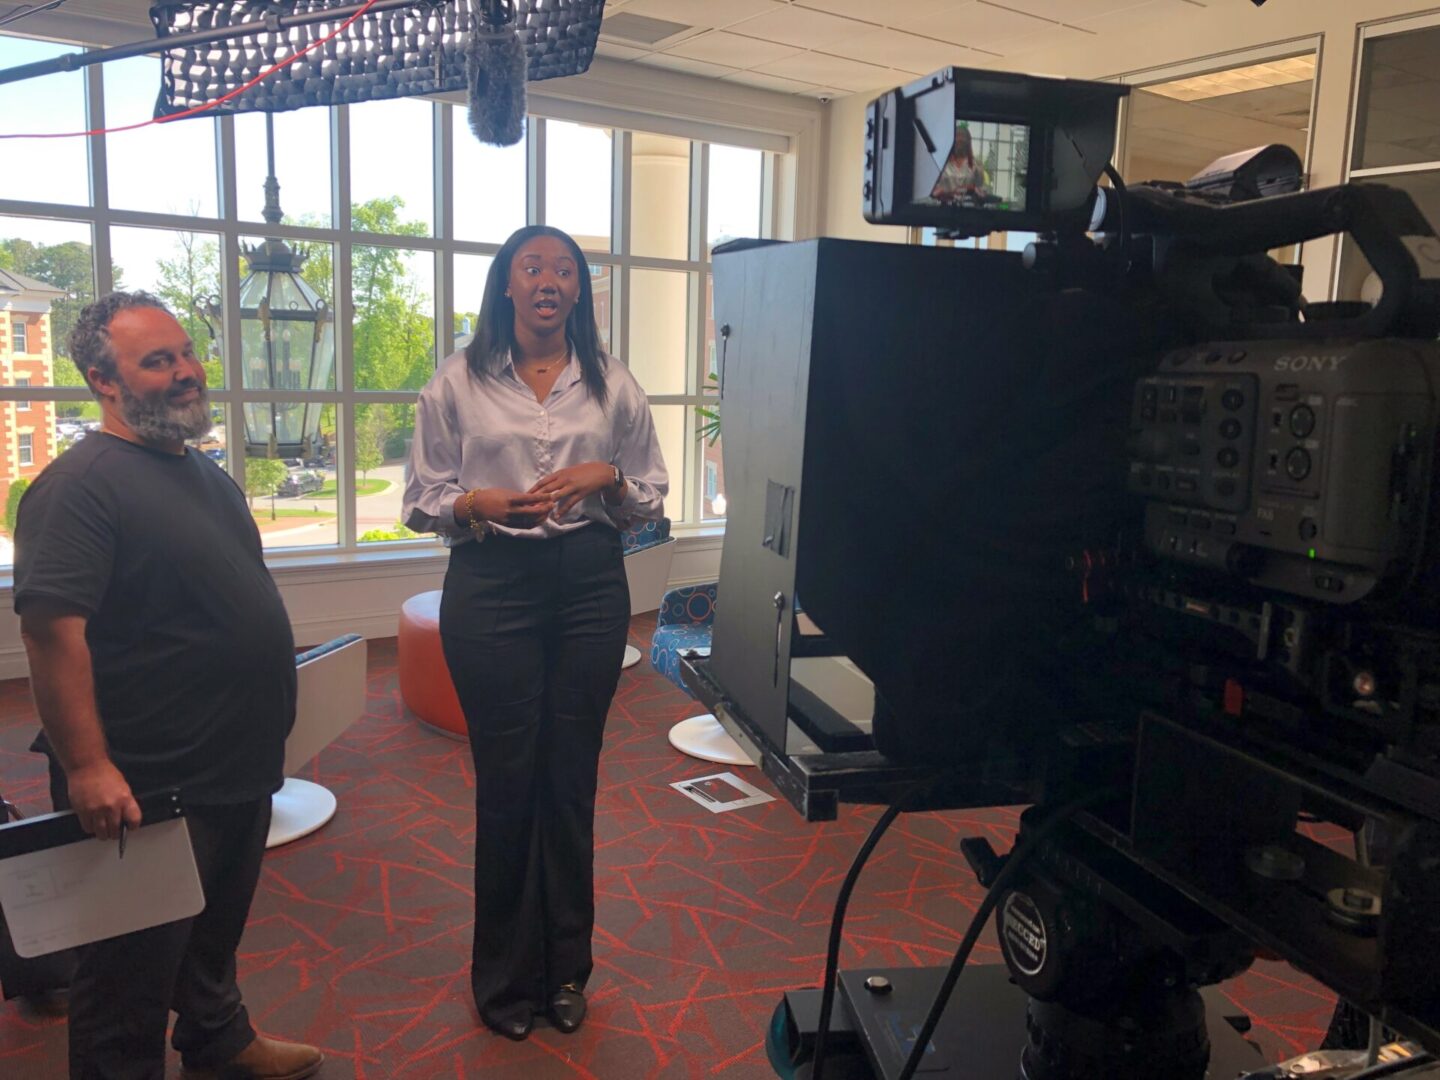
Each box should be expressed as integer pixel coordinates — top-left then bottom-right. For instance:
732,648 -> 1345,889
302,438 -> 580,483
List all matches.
1119,183 -> 1440,341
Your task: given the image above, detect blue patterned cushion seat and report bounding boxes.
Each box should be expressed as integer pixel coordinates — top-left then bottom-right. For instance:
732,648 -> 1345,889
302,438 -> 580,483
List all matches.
621,517 -> 672,554
650,582 -> 717,694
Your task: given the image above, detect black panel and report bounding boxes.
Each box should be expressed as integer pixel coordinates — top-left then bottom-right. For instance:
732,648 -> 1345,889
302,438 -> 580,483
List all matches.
709,237 -> 1159,763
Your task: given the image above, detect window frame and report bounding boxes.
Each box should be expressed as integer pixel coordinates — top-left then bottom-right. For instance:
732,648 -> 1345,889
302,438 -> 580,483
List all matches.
0,41 -> 793,569
11,316 -> 28,355
16,432 -> 32,467
1331,10 -> 1440,301
14,376 -> 29,411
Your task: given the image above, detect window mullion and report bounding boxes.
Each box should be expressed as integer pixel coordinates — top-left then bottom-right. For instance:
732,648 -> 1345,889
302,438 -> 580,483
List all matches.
335,103 -> 356,550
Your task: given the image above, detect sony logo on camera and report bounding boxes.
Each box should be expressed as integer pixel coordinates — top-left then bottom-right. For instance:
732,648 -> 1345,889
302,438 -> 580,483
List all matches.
1274,354 -> 1348,372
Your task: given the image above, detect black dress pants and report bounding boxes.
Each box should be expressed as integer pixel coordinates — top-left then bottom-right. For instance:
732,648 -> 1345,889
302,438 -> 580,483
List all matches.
67,798 -> 271,1080
440,525 -> 629,1023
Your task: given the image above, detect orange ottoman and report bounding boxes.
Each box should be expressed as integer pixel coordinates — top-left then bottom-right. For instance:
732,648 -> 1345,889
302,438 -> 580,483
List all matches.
398,590 -> 468,740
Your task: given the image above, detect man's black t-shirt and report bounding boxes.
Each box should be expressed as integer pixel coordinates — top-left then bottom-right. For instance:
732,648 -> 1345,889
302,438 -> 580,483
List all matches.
13,433 -> 297,805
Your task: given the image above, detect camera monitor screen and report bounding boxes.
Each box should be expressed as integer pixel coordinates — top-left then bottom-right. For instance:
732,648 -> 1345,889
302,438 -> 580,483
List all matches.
923,119 -> 1030,211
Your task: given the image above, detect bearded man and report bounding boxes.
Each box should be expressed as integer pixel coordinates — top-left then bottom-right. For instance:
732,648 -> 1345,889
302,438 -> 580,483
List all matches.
12,292 -> 323,1080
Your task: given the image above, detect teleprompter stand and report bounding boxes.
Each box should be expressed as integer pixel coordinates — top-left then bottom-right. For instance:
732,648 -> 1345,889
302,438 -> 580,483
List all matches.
772,966 -> 1263,1080
682,654 -> 1267,1080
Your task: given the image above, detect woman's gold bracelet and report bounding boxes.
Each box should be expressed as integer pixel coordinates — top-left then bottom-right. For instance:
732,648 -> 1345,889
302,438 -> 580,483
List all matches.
465,489 -> 486,537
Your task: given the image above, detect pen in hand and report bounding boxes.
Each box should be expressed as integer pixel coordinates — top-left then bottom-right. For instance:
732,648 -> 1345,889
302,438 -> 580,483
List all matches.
118,821 -> 127,860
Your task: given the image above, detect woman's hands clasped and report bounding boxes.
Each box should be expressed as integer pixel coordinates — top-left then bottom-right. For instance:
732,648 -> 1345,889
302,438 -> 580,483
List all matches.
529,462 -> 618,518
467,488 -> 557,529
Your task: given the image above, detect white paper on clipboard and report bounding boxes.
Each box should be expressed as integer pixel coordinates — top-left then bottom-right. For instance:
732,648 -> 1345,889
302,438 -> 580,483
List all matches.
0,817 -> 205,958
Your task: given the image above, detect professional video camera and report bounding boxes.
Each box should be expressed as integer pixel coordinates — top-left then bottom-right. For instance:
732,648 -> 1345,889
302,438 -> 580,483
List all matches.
686,67 -> 1440,1080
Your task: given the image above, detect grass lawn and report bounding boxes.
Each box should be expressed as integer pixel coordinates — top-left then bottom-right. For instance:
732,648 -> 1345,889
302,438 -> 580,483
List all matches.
317,478 -> 389,498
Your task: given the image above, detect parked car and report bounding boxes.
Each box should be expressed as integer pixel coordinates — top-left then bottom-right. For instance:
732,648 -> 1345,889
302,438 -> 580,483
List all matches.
277,468 -> 325,497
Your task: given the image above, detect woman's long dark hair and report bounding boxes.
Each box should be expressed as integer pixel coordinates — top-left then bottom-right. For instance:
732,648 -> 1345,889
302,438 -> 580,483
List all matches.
465,224 -> 608,407
953,126 -> 976,168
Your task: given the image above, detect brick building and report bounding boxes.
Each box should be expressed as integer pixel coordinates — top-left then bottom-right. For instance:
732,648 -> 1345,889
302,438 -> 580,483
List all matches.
0,267 -> 62,512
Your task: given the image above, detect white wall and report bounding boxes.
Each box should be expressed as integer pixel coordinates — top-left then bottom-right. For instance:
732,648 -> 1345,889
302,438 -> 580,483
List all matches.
819,0 -> 1440,291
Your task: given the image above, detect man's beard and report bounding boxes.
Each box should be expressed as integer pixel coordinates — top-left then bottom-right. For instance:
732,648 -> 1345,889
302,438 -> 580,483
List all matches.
117,378 -> 212,443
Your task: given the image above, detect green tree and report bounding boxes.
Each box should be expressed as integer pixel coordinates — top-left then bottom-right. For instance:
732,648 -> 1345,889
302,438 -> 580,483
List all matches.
244,457 -> 288,516
354,405 -> 389,481
4,478 -> 29,537
349,197 -> 433,398
156,228 -> 224,390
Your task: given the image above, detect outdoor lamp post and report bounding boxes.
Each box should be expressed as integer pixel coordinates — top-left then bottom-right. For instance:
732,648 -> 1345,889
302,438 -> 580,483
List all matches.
234,112 -> 334,460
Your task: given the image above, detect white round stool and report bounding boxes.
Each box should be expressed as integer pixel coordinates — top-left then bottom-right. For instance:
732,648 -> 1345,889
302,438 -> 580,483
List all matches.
667,713 -> 753,766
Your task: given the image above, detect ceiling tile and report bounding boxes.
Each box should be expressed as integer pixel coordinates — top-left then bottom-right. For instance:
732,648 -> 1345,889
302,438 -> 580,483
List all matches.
622,0 -> 783,32
728,5 -> 873,51
828,26 -> 975,73
1077,0 -> 1198,35
888,1 -> 1062,48
984,25 -> 1087,58
665,30 -> 802,68
594,40 -> 650,61
720,70 -> 826,95
754,52 -> 906,93
790,0 -> 898,21
641,53 -> 742,80
988,0 -> 1153,24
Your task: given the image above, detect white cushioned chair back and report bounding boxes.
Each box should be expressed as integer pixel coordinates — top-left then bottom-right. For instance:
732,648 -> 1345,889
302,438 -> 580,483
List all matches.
284,636 -> 368,776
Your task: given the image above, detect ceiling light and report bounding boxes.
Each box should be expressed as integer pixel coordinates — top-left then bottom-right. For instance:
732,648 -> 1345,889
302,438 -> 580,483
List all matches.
1143,55 -> 1315,102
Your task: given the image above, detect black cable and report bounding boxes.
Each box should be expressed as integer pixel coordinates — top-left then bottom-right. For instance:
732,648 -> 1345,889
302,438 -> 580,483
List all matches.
0,0 -> 66,28
810,779 -> 932,1080
895,789 -> 1119,1080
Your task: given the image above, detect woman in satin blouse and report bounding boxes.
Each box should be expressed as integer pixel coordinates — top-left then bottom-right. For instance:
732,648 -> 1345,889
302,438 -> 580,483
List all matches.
402,225 -> 667,1042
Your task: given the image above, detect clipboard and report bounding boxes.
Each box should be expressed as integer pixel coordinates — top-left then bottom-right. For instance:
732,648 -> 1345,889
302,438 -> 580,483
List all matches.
0,790 -> 204,958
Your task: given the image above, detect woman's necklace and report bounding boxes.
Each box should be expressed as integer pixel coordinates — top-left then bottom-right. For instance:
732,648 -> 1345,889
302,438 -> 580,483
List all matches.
525,354 -> 566,375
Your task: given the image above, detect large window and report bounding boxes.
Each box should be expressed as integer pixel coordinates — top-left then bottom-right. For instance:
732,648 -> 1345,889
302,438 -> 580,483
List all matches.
0,32 -> 776,564
1337,17 -> 1440,303
11,317 -> 27,354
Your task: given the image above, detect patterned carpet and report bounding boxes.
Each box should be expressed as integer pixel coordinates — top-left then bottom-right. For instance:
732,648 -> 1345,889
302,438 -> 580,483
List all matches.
0,615 -> 1338,1079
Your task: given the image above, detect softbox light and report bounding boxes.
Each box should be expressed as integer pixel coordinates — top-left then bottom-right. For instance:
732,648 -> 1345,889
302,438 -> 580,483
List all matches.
149,0 -> 606,117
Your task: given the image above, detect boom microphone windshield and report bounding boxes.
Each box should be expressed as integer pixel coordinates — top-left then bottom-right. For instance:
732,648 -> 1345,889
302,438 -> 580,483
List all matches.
467,0 -> 526,146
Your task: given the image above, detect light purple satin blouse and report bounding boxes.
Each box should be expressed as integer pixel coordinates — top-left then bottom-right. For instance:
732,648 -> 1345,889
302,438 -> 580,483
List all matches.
402,347 -> 668,545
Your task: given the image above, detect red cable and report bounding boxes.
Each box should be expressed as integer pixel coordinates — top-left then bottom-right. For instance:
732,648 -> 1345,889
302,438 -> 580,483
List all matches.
0,0 -> 381,140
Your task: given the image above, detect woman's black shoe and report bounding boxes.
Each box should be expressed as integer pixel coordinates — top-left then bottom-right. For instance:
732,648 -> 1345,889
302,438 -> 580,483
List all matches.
549,985 -> 587,1033
482,1007 -> 534,1041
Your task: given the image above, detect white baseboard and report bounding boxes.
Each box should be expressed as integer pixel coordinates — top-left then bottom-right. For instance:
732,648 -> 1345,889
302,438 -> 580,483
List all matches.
0,645 -> 28,683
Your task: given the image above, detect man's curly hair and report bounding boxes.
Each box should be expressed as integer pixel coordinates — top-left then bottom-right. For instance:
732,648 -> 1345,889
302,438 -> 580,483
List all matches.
67,291 -> 172,397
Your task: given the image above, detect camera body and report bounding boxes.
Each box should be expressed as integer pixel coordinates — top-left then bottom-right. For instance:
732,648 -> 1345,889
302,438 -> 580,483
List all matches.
1132,339 -> 1439,609
701,65 -> 1440,1066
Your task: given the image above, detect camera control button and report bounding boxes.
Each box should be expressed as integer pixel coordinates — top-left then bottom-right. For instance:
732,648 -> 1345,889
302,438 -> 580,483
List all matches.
1219,418 -> 1243,440
1285,448 -> 1312,481
1299,519 -> 1318,541
1222,389 -> 1245,411
1289,404 -> 1316,438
